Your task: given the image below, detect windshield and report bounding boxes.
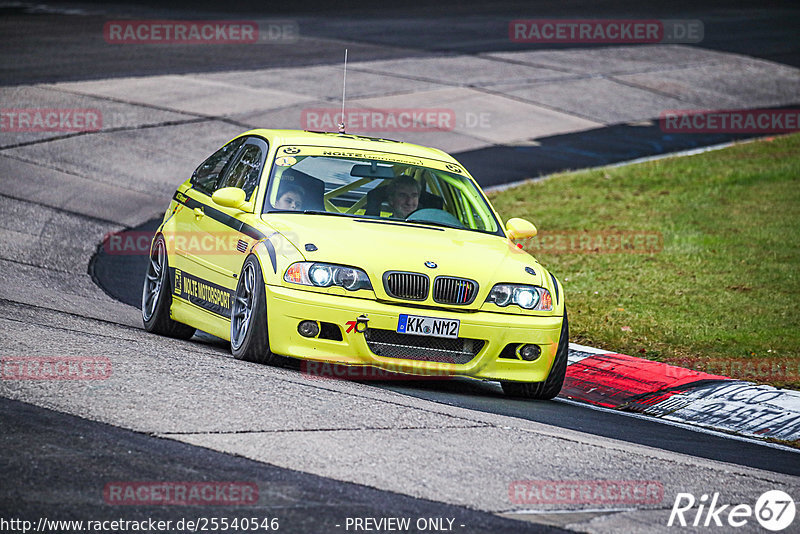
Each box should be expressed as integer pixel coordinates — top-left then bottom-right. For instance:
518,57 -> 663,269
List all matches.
263,147 -> 502,236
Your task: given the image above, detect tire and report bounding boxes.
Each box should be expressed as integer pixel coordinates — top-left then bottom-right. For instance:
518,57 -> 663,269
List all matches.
502,310 -> 569,400
141,234 -> 196,339
230,255 -> 274,365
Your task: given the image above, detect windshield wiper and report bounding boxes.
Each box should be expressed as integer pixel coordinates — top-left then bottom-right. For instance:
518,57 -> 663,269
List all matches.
402,218 -> 462,230
354,219 -> 445,231
265,210 -> 343,216
302,210 -> 347,217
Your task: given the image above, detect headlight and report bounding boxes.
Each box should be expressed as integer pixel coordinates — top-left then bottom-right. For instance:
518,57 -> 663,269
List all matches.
285,262 -> 372,291
309,264 -> 333,286
514,287 -> 537,308
491,284 -> 513,306
486,284 -> 553,311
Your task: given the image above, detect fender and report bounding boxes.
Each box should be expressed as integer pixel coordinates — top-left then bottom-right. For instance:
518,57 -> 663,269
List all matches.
250,231 -> 306,286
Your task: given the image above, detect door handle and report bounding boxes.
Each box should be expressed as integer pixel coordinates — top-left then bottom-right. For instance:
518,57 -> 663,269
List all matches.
194,207 -> 204,219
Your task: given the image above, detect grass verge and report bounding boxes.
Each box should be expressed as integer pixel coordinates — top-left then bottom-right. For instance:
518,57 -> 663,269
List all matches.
489,133 -> 800,389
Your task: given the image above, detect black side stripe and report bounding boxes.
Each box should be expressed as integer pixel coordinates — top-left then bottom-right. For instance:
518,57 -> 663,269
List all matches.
173,190 -> 266,240
549,272 -> 559,304
265,239 -> 277,273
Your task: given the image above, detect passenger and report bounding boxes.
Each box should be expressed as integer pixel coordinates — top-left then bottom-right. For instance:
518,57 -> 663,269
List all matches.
387,175 -> 420,219
274,182 -> 304,211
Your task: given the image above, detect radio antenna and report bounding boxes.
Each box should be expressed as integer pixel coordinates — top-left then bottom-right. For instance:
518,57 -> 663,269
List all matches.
338,48 -> 348,134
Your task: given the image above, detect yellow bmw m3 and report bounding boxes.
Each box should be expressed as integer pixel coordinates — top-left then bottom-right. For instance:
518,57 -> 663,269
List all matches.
142,129 -> 567,399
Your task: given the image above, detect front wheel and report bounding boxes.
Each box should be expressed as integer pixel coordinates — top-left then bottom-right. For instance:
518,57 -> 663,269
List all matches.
502,310 -> 569,400
141,234 -> 195,339
230,255 -> 274,365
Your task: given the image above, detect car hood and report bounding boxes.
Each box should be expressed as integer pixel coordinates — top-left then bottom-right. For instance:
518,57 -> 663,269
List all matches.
263,214 -> 546,307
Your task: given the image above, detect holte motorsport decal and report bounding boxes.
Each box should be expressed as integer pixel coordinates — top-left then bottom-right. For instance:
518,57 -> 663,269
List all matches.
172,268 -> 233,318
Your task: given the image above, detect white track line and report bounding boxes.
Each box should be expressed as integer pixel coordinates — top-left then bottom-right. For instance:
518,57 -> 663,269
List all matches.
503,508 -> 638,515
568,342 -> 613,355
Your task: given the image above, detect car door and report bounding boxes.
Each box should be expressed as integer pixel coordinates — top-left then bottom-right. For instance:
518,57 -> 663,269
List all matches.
204,136 -> 270,279
171,136 -> 268,320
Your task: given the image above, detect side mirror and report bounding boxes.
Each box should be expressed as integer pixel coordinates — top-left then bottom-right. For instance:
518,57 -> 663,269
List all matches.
506,218 -> 537,239
212,187 -> 252,211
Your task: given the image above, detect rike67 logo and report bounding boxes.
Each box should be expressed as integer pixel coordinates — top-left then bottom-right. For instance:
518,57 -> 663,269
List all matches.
668,490 -> 795,531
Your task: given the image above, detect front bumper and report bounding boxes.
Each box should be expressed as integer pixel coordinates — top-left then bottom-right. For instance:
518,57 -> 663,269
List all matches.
266,284 -> 563,382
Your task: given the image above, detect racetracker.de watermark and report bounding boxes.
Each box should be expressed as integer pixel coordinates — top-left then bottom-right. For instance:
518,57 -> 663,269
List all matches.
301,361 -> 456,381
301,108 -> 457,132
509,480 -> 664,505
660,109 -> 800,133
667,358 -> 800,383
1,356 -> 111,380
0,108 -> 101,132
103,482 -> 258,505
103,230 -> 305,257
509,19 -> 703,44
103,20 -> 298,44
104,230 -> 245,256
526,231 -> 662,254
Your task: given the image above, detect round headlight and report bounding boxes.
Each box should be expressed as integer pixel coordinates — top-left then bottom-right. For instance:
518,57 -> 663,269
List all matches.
334,268 -> 358,290
491,285 -> 513,307
514,287 -> 539,309
519,344 -> 541,361
309,264 -> 333,286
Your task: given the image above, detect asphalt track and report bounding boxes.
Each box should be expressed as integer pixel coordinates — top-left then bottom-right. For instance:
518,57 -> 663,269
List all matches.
2,0 -> 799,85
2,2 -> 800,533
1,397 -> 566,534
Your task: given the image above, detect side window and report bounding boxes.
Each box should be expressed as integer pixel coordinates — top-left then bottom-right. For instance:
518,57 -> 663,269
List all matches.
219,141 -> 266,200
191,137 -> 246,194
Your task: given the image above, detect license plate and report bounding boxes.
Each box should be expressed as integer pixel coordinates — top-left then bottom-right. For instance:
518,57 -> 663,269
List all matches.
397,314 -> 460,339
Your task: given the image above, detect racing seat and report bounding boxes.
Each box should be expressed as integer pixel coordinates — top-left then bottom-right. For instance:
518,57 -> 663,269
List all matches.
364,186 -> 388,216
420,190 -> 444,210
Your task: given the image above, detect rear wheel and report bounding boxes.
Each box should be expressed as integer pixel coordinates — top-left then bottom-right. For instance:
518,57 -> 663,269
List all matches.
231,255 -> 274,365
141,234 -> 195,339
502,310 -> 569,400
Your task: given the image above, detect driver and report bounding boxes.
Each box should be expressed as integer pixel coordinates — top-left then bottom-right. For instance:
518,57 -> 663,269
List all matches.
274,182 -> 304,211
387,175 -> 420,219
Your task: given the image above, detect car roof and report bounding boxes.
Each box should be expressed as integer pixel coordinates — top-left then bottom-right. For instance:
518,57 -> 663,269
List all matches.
240,129 -> 458,164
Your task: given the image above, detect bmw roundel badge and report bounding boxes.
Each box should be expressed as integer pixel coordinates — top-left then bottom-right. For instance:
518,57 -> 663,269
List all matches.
425,261 -> 437,269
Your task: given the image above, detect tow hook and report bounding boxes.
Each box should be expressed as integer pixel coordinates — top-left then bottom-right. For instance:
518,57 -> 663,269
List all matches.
355,314 -> 369,333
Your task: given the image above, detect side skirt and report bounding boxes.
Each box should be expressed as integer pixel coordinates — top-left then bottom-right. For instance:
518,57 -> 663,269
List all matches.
171,296 -> 231,341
